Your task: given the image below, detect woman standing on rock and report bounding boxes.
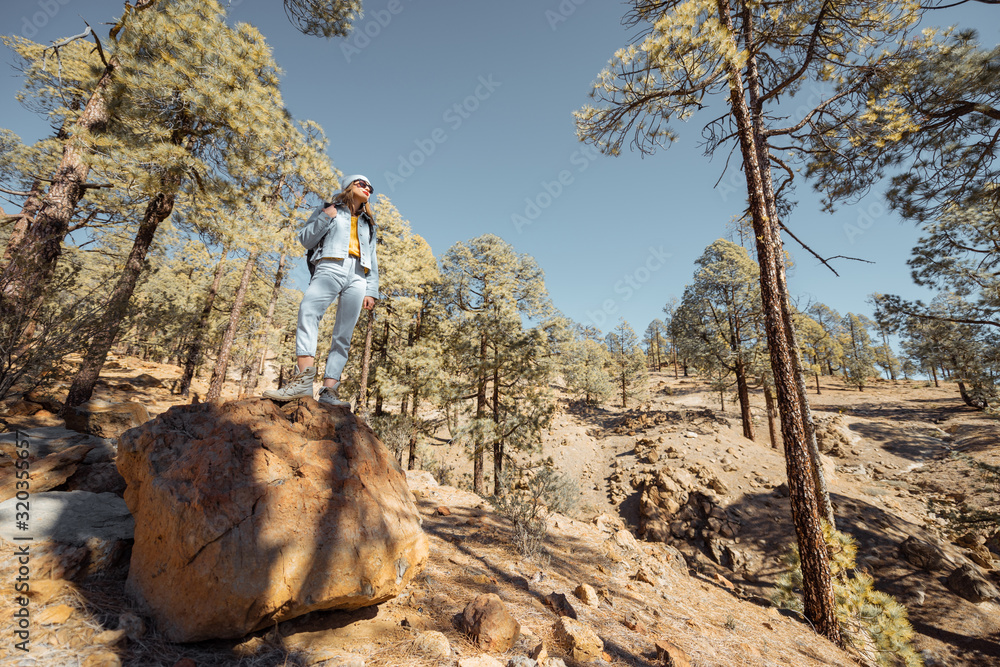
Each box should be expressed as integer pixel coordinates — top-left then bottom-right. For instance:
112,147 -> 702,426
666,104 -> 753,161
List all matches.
263,175 -> 378,407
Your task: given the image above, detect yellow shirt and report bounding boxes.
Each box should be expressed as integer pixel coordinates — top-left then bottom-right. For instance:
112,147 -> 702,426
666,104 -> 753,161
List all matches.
349,215 -> 361,259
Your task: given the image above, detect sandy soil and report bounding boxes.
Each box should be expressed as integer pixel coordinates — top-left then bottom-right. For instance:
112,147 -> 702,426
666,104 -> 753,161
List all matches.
1,361 -> 998,666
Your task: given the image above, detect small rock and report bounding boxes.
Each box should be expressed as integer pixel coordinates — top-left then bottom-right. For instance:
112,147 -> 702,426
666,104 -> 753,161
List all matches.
553,616 -> 603,664
574,583 -> 600,607
64,400 -> 150,439
544,591 -> 580,619
82,652 -> 122,667
529,640 -> 548,663
412,631 -> 451,659
965,545 -> 995,570
946,564 -> 999,602
460,593 -> 521,652
899,536 -> 949,571
36,603 -> 74,625
655,639 -> 691,666
458,657 -> 504,667
93,629 -> 128,645
436,506 -> 451,516
633,567 -> 660,587
508,657 -> 537,667
955,532 -> 984,548
622,611 -> 646,634
119,611 -> 146,640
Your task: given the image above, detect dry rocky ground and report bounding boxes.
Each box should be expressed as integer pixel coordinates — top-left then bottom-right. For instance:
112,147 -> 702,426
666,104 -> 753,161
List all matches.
0,357 -> 998,666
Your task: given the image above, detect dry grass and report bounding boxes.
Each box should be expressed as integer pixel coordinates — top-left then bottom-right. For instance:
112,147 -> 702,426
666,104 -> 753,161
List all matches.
4,360 -> 996,665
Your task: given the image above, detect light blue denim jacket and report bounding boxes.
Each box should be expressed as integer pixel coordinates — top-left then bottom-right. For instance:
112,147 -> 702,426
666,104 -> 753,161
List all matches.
298,203 -> 379,299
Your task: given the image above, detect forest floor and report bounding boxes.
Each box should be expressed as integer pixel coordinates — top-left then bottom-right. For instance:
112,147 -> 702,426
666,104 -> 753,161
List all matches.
1,359 -> 999,666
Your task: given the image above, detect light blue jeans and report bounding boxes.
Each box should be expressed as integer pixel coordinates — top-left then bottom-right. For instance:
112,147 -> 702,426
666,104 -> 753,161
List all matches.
296,257 -> 367,381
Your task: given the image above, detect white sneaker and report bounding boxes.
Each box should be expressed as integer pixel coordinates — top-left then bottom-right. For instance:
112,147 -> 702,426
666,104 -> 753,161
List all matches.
263,366 -> 316,401
317,385 -> 350,408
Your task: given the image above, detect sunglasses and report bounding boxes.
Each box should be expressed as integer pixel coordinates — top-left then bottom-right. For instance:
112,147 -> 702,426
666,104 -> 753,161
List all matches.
353,180 -> 373,192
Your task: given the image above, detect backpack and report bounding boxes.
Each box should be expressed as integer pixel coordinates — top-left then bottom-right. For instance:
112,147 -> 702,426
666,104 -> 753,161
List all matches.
306,204 -> 376,279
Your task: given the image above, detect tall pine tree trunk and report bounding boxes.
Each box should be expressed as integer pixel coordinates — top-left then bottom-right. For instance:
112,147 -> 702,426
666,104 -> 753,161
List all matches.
492,352 -> 502,495
177,248 -> 227,397
62,191 -> 175,411
248,251 -> 286,391
735,356 -> 754,441
473,332 -> 487,495
373,318 -> 391,416
0,0 -> 159,319
407,386 -> 420,470
206,251 -> 259,402
0,66 -> 114,320
720,0 -> 840,644
355,308 -> 376,414
763,381 -> 779,449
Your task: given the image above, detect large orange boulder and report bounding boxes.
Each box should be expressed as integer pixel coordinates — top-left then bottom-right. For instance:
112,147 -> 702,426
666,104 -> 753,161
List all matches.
116,398 -> 429,642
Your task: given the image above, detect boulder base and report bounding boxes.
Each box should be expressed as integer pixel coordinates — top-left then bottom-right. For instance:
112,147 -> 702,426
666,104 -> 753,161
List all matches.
64,400 -> 150,439
117,398 -> 429,642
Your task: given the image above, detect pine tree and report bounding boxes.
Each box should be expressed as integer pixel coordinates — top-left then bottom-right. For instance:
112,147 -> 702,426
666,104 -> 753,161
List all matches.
440,234 -> 555,495
0,0 -> 359,379
561,329 -> 614,405
672,239 -> 763,439
605,318 -> 647,409
643,319 -> 668,371
58,1 -> 317,409
572,0 -> 929,639
840,314 -> 879,392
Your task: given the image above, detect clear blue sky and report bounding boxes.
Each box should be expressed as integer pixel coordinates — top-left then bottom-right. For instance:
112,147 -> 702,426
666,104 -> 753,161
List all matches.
2,0 -> 997,336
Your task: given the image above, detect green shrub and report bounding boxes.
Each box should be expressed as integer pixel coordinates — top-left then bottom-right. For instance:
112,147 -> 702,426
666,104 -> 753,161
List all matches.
773,523 -> 923,667
489,465 -> 578,559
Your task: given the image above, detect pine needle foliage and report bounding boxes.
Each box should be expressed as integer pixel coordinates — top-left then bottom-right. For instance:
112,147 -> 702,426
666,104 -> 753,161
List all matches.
773,524 -> 923,667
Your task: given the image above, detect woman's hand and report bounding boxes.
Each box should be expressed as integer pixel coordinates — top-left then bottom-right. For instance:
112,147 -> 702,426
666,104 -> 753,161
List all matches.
362,296 -> 376,310
323,203 -> 338,217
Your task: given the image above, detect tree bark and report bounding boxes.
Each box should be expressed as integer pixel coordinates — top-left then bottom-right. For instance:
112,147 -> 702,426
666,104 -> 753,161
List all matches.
177,248 -> 227,397
407,386 -> 419,470
735,356 -> 755,441
957,381 -> 988,410
206,251 -> 259,402
373,317 -> 390,416
473,332 -> 487,495
0,61 -> 116,321
62,191 -> 175,411
355,308 -> 376,413
763,381 -> 779,449
720,0 -> 840,644
492,350 -> 502,495
740,0 -> 836,531
248,251 -> 286,391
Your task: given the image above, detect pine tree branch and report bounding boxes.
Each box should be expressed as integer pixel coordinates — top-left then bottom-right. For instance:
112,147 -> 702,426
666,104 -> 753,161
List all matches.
0,186 -> 32,197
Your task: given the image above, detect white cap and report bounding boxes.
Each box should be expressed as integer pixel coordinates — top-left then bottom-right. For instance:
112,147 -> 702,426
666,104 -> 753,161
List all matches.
343,174 -> 373,193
